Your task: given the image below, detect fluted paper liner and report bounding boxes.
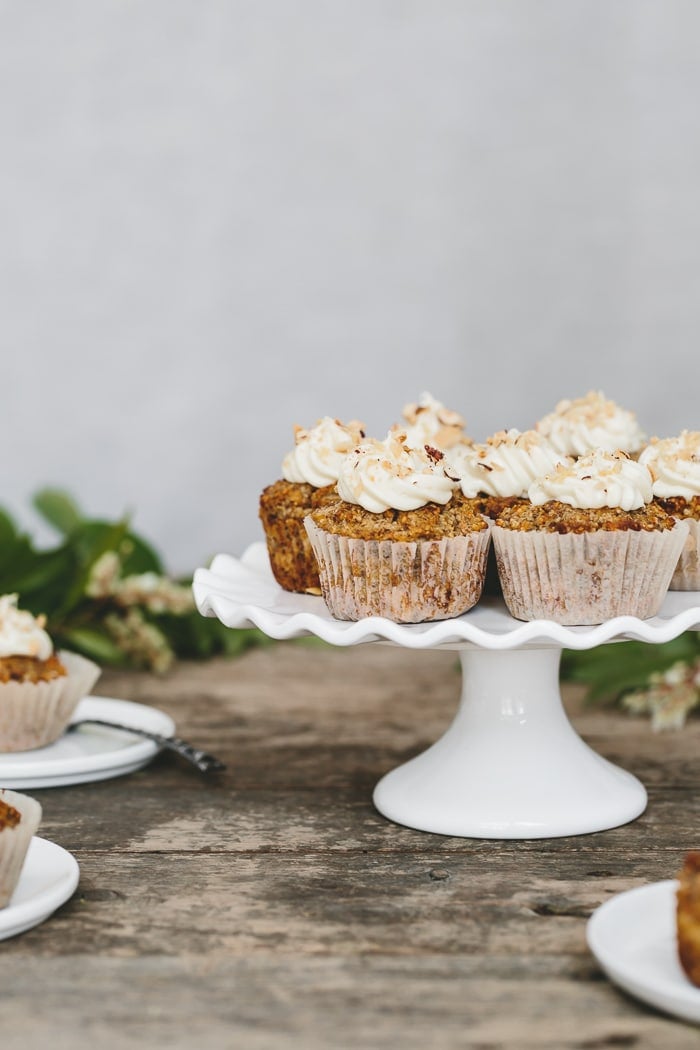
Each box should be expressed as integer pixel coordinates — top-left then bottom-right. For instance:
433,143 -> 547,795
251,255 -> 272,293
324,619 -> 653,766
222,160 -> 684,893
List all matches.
669,518 -> 700,591
0,650 -> 101,753
492,520 -> 689,625
0,788 -> 42,908
260,511 -> 320,593
305,517 -> 491,623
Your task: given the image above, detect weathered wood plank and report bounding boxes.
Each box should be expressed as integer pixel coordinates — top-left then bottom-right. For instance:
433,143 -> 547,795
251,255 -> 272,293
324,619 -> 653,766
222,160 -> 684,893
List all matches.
2,642 -> 698,1049
2,955 -> 699,1050
36,782 -> 700,857
0,851 -> 687,959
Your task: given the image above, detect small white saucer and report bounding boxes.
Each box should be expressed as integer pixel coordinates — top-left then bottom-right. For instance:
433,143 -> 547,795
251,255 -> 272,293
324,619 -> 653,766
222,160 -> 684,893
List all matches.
0,696 -> 175,789
587,880 -> 700,1024
0,837 -> 79,940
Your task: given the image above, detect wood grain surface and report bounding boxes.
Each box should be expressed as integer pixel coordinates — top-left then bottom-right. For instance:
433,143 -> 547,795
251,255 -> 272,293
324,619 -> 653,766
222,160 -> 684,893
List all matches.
3,642 -> 700,1049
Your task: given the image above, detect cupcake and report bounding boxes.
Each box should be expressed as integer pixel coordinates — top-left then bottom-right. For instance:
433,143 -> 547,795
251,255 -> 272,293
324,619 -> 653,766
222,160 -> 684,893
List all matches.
449,428 -> 569,520
491,450 -> 688,624
259,416 -> 366,594
0,788 -> 42,908
304,432 -> 491,623
639,431 -> 700,590
392,391 -> 471,452
535,391 -> 647,458
0,594 -> 101,752
677,851 -> 700,987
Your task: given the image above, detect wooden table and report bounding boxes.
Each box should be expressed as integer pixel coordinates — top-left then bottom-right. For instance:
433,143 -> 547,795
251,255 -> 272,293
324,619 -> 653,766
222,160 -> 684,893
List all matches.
4,640 -> 700,1049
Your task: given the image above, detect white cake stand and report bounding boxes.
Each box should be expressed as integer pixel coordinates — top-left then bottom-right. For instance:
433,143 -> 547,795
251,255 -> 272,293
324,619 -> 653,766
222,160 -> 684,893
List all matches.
193,544 -> 700,840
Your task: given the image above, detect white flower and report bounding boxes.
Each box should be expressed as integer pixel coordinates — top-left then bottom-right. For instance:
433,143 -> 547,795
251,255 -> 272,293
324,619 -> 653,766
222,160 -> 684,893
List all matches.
104,609 -> 174,673
622,659 -> 700,730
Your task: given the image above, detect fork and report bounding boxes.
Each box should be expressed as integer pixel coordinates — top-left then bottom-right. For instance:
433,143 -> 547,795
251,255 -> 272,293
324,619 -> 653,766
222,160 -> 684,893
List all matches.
68,718 -> 227,774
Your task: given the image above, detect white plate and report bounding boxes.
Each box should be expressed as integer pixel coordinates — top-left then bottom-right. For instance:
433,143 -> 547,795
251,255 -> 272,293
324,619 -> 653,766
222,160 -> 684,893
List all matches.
0,696 -> 175,789
0,836 -> 79,940
587,880 -> 700,1024
193,542 -> 700,651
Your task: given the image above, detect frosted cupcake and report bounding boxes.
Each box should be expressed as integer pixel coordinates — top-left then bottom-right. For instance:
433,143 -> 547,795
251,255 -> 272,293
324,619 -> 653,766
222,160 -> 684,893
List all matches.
304,432 -> 490,623
0,788 -> 42,908
492,450 -> 688,624
0,595 -> 101,752
535,391 -> 647,458
259,416 -> 366,593
639,431 -> 700,590
392,391 -> 471,452
449,428 -> 569,519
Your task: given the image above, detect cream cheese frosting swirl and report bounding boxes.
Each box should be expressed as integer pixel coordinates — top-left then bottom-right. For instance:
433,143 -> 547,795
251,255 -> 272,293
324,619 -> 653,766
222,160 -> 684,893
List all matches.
529,449 -> 654,510
639,431 -> 700,499
282,416 -> 366,487
336,432 -> 456,512
450,429 -> 568,499
0,594 -> 53,660
535,391 -> 647,457
394,392 -> 469,451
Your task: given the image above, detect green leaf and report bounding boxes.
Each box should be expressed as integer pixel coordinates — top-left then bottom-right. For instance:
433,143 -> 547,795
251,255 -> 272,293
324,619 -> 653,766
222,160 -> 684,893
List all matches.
562,634 -> 700,703
154,609 -> 270,660
0,508 -> 18,546
33,489 -> 84,536
0,531 -> 36,580
118,532 -> 163,575
57,626 -> 127,666
0,545 -> 78,617
52,520 -> 130,620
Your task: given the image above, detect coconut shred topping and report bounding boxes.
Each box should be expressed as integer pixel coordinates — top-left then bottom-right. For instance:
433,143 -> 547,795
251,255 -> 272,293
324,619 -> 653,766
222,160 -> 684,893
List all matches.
282,416 -> 366,487
529,449 -> 654,510
639,431 -> 700,500
394,392 -> 469,451
0,594 -> 53,660
336,433 -> 456,513
535,391 -> 647,457
450,429 -> 568,499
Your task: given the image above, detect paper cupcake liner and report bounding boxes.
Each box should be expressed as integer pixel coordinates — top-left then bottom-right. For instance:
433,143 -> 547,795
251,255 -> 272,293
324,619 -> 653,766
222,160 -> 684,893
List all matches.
305,517 -> 491,623
260,514 -> 321,593
669,517 -> 700,591
0,788 -> 42,908
492,520 -> 689,625
0,650 -> 101,753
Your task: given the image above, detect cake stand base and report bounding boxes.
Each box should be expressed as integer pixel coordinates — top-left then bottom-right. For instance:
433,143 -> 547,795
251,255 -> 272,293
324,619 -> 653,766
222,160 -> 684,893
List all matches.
372,646 -> 647,839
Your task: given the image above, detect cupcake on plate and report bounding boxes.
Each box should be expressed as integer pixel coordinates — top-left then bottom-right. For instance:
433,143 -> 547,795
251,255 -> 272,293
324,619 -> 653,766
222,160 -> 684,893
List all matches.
449,428 -> 569,520
535,391 -> 647,459
491,450 -> 688,624
304,432 -> 491,623
677,851 -> 700,987
639,431 -> 700,590
259,416 -> 366,594
0,788 -> 42,908
392,391 -> 472,452
0,594 -> 101,752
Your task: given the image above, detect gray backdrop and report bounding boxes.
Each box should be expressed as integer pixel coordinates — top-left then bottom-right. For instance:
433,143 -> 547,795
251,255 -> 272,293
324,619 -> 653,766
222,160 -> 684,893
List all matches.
3,1 -> 698,572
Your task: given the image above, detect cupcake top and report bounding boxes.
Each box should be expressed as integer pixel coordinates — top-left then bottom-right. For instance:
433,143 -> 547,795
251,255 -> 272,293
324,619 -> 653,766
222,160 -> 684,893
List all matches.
336,432 -> 457,512
393,392 -> 469,451
0,595 -> 52,661
529,449 -> 654,511
281,416 -> 366,487
450,428 -> 568,499
638,431 -> 700,500
535,391 -> 647,457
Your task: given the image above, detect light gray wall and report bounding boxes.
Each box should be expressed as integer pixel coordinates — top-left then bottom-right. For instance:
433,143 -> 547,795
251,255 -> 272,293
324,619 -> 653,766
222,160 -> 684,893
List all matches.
2,1 -> 699,572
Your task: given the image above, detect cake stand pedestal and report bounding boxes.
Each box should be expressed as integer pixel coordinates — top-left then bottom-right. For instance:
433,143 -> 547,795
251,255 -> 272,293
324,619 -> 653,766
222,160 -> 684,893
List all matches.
372,645 -> 645,838
193,544 -> 700,840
